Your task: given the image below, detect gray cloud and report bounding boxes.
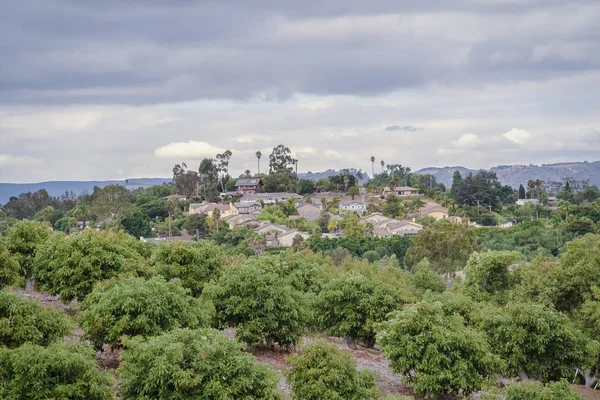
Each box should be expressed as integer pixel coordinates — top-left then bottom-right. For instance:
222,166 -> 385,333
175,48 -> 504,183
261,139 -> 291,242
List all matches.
385,125 -> 421,132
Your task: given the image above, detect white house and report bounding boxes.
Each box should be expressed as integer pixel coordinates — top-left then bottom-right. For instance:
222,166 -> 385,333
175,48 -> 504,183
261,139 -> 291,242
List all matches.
339,201 -> 367,215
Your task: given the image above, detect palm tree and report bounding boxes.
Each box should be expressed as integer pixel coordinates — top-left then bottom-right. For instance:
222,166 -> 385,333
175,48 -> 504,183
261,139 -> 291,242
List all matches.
370,156 -> 375,176
255,151 -> 262,174
380,160 -> 385,172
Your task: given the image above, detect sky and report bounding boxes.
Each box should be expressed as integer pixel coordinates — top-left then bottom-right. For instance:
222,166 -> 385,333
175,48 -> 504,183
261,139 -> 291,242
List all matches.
1,0 -> 600,183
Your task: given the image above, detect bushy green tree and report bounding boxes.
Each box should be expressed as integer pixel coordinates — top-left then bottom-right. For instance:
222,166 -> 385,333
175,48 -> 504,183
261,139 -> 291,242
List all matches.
5,220 -> 51,278
315,273 -> 407,347
479,303 -> 592,381
152,241 -> 223,296
0,342 -> 113,400
205,264 -> 308,348
409,258 -> 446,296
463,251 -> 521,302
378,301 -> 500,397
362,250 -> 380,263
0,241 -> 22,289
505,380 -> 583,400
34,229 -> 149,301
119,328 -> 282,400
286,340 -> 378,400
78,276 -> 212,349
0,290 -> 72,348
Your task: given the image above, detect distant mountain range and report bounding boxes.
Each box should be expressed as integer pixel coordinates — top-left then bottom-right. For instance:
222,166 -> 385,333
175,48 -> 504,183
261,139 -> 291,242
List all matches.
0,178 -> 171,205
417,161 -> 600,189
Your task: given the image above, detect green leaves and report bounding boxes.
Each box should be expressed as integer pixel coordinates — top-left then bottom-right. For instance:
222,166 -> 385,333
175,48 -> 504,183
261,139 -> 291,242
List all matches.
119,328 -> 282,400
463,251 -> 521,302
0,290 -> 72,348
286,340 -> 379,400
0,342 -> 113,400
78,276 -> 213,349
505,380 -> 584,400
0,241 -> 22,289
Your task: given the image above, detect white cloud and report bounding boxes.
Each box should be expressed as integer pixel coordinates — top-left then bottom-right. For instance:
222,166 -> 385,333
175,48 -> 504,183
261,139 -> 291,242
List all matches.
503,128 -> 531,144
324,150 -> 343,160
0,154 -> 42,166
300,99 -> 336,111
154,141 -> 224,159
452,133 -> 482,149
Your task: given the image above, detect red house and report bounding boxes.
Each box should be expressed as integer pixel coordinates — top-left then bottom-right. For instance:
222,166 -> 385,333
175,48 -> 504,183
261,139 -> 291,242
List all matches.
234,178 -> 262,195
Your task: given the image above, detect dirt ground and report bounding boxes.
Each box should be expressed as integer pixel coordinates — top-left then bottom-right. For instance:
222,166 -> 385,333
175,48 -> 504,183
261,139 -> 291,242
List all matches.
11,287 -> 600,400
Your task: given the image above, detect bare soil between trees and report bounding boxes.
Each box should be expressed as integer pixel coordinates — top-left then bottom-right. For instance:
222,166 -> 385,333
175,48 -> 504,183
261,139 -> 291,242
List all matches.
11,287 -> 600,400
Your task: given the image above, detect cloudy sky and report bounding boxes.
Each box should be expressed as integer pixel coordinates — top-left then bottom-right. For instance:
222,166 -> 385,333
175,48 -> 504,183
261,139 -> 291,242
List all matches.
1,0 -> 600,183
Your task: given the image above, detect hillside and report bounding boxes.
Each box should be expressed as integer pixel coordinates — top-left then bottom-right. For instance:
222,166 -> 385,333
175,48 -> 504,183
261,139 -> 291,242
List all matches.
0,178 -> 171,204
417,161 -> 600,189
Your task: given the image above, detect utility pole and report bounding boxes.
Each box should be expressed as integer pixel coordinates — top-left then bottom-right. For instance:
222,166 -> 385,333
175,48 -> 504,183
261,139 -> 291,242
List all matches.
477,200 -> 480,215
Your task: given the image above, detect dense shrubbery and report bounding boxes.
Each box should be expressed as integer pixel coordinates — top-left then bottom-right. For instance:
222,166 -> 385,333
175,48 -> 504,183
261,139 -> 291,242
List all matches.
119,328 -> 282,400
0,241 -> 21,289
0,342 -> 113,400
505,380 -> 583,400
33,229 -> 150,301
0,290 -> 71,348
307,236 -> 412,264
5,220 -> 51,278
286,340 -> 379,400
463,251 -> 521,302
78,276 -> 213,349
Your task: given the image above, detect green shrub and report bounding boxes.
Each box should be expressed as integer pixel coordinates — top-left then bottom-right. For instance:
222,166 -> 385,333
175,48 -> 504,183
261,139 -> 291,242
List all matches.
205,264 -> 308,348
0,242 -> 22,289
286,340 -> 378,400
0,290 -> 72,348
505,380 -> 583,400
362,250 -> 380,263
0,342 -> 113,400
78,276 -> 212,349
152,241 -> 223,296
409,258 -> 446,296
5,220 -> 51,278
34,229 -> 150,301
378,301 -> 501,397
119,328 -> 282,400
315,273 -> 407,347
463,251 -> 521,302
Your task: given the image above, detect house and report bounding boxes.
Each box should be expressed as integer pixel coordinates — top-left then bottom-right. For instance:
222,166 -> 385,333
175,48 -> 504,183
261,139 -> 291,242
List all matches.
234,178 -> 262,195
234,202 -> 262,215
382,186 -> 421,197
371,219 -> 423,237
516,199 -> 540,206
498,221 -> 516,229
275,231 -> 311,247
255,223 -> 289,236
240,192 -> 302,205
419,205 -> 449,221
339,201 -> 367,215
223,214 -> 258,229
447,216 -> 466,224
162,194 -> 187,200
188,202 -> 238,218
360,212 -> 391,225
296,203 -> 322,222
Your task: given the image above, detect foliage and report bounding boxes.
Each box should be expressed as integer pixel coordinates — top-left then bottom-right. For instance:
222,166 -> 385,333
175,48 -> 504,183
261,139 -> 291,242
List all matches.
181,213 -> 209,238
308,236 -> 412,264
91,184 -> 130,220
409,258 -> 446,296
269,144 -> 294,174
453,171 -> 515,211
119,328 -> 282,400
478,302 -> 593,381
78,276 -> 212,349
504,380 -> 583,400
362,250 -> 380,263
5,220 -> 51,278
340,212 -> 366,238
152,241 -> 223,296
205,263 -> 308,348
120,206 -> 152,238
0,342 -> 113,400
286,340 -> 379,400
0,290 -> 71,348
315,273 -> 408,347
463,251 -> 521,301
34,229 -> 149,301
0,241 -> 22,289
404,222 -> 477,274
378,301 -> 501,397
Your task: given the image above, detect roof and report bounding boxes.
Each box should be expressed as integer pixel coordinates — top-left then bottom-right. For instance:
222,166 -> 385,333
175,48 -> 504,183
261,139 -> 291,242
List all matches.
394,186 -> 419,191
420,206 -> 449,215
189,203 -> 232,213
234,202 -> 261,208
163,194 -> 187,200
340,201 -> 366,207
235,178 -> 262,187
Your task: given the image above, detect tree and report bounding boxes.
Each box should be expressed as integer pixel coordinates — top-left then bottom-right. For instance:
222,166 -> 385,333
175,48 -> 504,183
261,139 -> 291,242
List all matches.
519,184 -> 526,200
182,213 -> 209,238
78,276 -> 212,349
172,162 -> 199,198
0,242 -> 21,289
340,212 -> 365,238
286,340 -> 378,400
91,184 -> 129,220
216,150 -> 233,193
119,328 -> 281,400
269,144 -> 294,174
120,207 -> 152,238
370,156 -> 375,176
205,263 -> 308,348
479,302 -> 592,381
409,258 -> 446,296
152,241 -> 223,297
315,273 -> 407,347
378,301 -> 501,397
463,251 -> 521,302
296,179 -> 316,195
382,194 -> 406,219
0,342 -> 113,400
5,220 -> 51,279
505,380 -> 584,400
348,186 -> 360,199
0,290 -> 71,348
404,222 -> 477,274
380,160 -> 385,172
256,151 -> 262,174
34,230 -> 149,302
